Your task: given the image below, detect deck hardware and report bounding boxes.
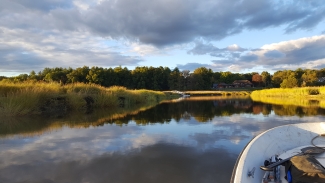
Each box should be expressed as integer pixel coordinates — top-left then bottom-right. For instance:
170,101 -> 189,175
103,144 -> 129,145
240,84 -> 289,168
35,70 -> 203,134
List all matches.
247,167 -> 255,178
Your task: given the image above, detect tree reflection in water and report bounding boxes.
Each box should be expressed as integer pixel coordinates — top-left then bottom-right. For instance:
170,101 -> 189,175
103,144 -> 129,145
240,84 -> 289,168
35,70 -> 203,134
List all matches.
1,97 -> 325,183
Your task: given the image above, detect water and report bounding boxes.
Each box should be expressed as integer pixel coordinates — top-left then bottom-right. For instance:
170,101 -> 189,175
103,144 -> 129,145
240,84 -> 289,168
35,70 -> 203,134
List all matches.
1,97 -> 325,183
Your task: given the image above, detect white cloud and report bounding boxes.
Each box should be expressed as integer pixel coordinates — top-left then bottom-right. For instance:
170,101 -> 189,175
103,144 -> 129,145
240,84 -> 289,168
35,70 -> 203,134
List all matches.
0,27 -> 142,73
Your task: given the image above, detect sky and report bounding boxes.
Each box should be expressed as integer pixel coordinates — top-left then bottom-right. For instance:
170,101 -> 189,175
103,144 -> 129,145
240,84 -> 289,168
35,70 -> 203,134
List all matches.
1,0 -> 325,76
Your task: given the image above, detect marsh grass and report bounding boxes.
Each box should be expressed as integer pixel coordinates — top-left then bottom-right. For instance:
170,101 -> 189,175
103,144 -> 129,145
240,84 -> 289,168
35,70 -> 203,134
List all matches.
250,87 -> 325,98
0,82 -> 176,116
250,86 -> 325,108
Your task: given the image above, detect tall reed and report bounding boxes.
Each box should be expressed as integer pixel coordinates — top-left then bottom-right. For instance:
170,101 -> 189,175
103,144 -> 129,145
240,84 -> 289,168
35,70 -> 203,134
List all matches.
250,86 -> 325,108
0,82 -> 176,116
250,87 -> 325,98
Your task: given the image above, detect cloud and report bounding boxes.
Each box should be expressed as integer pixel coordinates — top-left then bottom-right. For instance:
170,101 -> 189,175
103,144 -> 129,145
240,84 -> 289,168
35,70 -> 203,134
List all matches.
0,28 -> 142,73
187,35 -> 325,73
249,35 -> 325,65
264,50 -> 286,58
2,0 -> 325,47
1,0 -> 325,75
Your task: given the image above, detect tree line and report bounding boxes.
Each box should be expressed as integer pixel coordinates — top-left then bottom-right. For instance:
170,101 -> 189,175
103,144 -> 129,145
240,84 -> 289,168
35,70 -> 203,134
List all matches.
1,66 -> 325,90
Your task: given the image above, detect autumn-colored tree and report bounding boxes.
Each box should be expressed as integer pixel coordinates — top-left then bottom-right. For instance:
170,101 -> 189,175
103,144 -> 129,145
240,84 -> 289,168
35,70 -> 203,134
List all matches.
252,73 -> 263,86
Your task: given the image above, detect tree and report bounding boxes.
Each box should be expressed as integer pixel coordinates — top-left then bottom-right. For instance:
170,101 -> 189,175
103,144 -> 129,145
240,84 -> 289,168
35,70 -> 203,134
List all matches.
67,66 -> 90,83
14,74 -> 28,82
261,71 -> 271,87
86,66 -> 105,84
272,70 -> 292,88
219,71 -> 233,84
28,70 -> 37,80
168,67 -> 181,90
192,67 -> 213,90
252,73 -> 263,87
114,66 -> 131,87
43,67 -> 70,83
280,74 -> 298,88
301,69 -> 318,86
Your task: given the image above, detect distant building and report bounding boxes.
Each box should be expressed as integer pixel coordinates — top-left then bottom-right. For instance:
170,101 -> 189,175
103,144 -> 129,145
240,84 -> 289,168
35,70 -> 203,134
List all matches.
318,77 -> 325,82
213,80 -> 253,89
232,80 -> 253,87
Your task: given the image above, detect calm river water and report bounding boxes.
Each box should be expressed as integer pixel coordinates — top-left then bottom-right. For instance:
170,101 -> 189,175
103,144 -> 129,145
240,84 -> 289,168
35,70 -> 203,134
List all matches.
1,97 -> 325,183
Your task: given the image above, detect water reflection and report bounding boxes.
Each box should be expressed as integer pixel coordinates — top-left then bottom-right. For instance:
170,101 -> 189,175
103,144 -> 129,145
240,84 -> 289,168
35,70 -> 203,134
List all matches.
1,97 -> 325,183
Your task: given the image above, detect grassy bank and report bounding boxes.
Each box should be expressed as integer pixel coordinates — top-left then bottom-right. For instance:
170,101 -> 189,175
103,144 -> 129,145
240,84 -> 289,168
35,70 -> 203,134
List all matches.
0,82 -> 178,116
250,87 -> 325,108
184,90 -> 251,96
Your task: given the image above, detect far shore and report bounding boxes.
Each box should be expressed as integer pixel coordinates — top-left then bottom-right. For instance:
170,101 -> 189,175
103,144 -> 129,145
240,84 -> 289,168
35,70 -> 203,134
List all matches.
1,82 -> 325,117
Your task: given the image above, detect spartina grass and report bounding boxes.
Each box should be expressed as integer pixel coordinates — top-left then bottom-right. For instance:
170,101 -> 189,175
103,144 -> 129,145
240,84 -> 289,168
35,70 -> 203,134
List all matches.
0,82 -> 177,116
250,86 -> 325,108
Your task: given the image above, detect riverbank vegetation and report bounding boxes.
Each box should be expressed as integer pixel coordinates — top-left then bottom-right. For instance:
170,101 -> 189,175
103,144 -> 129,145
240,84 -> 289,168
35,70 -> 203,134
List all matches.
2,66 -> 325,91
251,87 -> 325,107
184,90 -> 251,96
0,82 -> 178,116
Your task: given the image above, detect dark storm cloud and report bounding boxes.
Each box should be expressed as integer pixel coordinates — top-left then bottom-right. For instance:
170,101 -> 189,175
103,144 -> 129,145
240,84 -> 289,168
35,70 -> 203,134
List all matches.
3,0 -> 323,46
1,0 -> 325,74
81,0 -> 325,46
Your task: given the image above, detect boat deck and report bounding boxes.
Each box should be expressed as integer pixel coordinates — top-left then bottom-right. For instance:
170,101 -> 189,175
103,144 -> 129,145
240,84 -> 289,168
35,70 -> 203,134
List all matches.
277,145 -> 325,182
231,123 -> 325,183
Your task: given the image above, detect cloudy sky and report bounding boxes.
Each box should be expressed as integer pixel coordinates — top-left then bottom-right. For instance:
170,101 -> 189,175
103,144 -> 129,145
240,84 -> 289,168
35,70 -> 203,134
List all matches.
1,0 -> 325,76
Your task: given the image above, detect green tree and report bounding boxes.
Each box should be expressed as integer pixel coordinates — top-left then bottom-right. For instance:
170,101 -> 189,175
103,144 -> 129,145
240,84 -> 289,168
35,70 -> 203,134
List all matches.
86,66 -> 105,84
301,69 -> 318,86
43,67 -> 70,83
192,67 -> 213,90
14,74 -> 28,82
28,70 -> 39,81
219,71 -> 233,84
114,66 -> 131,87
280,74 -> 298,88
168,67 -> 181,90
272,70 -> 287,88
67,66 -> 90,83
261,71 -> 271,87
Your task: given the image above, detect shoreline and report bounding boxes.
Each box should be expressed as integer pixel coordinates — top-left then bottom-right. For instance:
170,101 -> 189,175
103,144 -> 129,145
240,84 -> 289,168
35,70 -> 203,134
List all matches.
0,82 -> 179,117
2,82 -> 325,117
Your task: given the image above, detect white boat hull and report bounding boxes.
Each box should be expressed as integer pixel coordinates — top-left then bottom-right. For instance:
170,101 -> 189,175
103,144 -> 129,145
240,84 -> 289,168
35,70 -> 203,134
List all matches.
231,122 -> 325,183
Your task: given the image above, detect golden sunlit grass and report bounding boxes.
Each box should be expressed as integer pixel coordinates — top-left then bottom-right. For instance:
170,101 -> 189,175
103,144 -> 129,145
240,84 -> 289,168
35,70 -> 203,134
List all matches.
0,81 -> 178,116
250,86 -> 325,108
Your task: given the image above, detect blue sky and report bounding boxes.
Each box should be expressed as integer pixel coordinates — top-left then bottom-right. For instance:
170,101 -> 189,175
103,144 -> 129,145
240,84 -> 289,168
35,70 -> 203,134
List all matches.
1,0 -> 325,76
